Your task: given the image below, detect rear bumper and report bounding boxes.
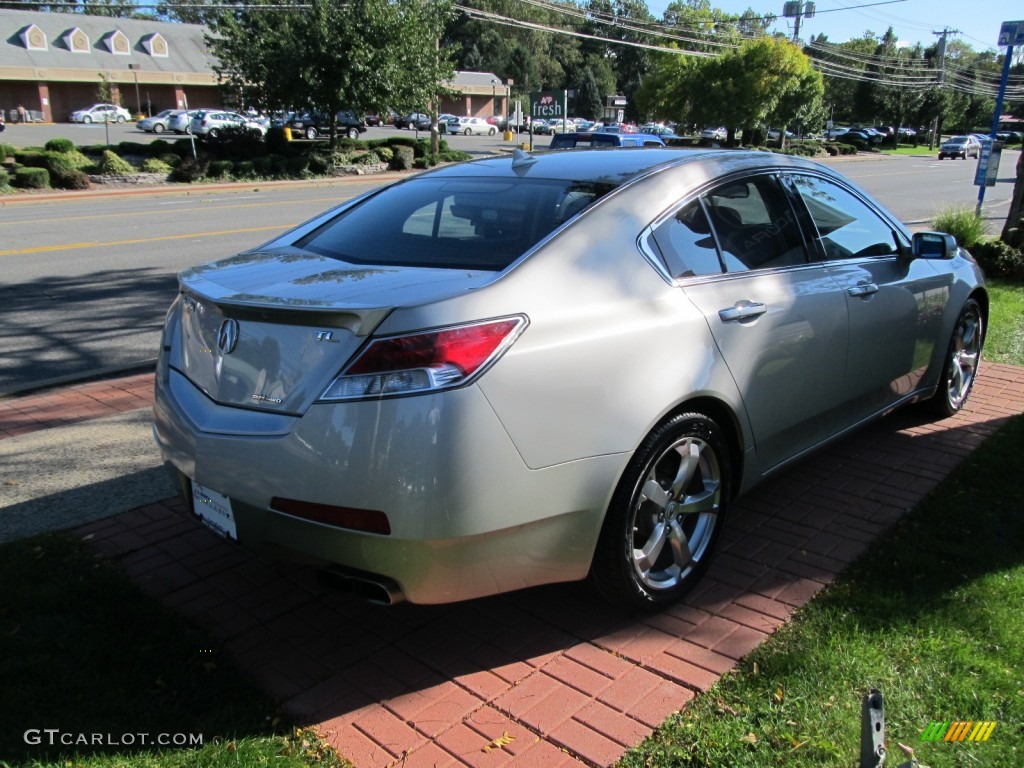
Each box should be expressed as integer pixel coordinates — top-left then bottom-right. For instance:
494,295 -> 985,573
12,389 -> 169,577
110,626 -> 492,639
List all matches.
153,369 -> 624,604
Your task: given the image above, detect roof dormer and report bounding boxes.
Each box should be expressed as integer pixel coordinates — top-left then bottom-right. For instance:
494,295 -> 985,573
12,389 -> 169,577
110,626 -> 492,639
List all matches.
20,24 -> 48,52
141,32 -> 169,57
102,29 -> 131,55
62,27 -> 91,54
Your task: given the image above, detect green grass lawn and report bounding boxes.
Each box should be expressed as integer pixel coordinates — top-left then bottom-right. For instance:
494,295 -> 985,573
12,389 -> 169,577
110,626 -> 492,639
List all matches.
880,145 -> 939,156
0,534 -> 351,768
985,278 -> 1024,366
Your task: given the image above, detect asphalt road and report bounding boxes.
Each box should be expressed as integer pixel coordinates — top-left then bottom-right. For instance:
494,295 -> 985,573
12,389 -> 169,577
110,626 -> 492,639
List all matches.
0,148 -> 1018,395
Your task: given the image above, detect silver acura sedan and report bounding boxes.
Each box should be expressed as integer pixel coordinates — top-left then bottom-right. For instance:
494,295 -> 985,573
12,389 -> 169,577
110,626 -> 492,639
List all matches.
153,149 -> 986,609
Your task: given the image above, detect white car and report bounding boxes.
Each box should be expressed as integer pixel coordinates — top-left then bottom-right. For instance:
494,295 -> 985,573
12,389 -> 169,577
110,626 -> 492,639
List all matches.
189,110 -> 267,138
136,109 -> 178,133
69,103 -> 131,124
454,117 -> 497,136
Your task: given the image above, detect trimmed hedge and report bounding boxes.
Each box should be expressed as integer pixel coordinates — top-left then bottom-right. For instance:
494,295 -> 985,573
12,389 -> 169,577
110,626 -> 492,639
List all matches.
207,159 -> 234,178
391,145 -> 415,170
98,150 -> 136,176
14,167 -> 50,189
0,169 -> 9,188
141,158 -> 173,174
170,155 -> 209,182
0,142 -> 14,161
972,239 -> 1024,280
50,168 -> 91,190
44,137 -> 76,153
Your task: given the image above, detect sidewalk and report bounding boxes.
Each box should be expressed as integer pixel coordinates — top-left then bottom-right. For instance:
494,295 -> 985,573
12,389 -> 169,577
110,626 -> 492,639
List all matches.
3,366 -> 1024,767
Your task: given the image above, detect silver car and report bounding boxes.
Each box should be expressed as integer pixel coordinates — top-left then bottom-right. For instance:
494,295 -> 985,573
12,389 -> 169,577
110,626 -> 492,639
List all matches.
153,149 -> 986,609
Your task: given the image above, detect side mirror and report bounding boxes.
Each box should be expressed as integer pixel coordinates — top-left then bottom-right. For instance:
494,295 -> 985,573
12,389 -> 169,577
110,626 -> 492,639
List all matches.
912,231 -> 957,260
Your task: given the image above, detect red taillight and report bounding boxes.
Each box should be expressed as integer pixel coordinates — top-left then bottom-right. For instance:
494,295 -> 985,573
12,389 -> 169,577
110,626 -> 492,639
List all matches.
271,497 -> 390,535
319,316 -> 527,401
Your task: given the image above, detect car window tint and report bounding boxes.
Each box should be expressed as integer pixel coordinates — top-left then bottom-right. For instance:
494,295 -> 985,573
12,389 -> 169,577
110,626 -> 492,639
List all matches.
703,175 -> 807,272
297,178 -> 617,270
651,200 -> 724,278
789,175 -> 899,261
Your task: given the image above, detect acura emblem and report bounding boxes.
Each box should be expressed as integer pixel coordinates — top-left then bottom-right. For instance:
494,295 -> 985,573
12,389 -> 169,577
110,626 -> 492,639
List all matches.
217,318 -> 240,354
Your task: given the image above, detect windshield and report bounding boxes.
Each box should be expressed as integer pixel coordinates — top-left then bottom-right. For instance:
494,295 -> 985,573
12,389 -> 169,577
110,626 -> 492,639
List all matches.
296,176 -> 616,270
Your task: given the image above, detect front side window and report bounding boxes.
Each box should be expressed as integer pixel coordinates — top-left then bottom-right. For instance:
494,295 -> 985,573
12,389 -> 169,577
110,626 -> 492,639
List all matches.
787,174 -> 899,261
297,178 -> 616,271
703,175 -> 808,272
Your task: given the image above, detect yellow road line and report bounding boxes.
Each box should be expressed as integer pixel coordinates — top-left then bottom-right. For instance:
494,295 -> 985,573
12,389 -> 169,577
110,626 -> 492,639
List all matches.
0,224 -> 293,257
0,196 -> 349,227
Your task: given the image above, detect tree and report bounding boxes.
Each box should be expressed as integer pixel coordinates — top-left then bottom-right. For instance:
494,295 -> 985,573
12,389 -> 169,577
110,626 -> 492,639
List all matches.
576,67 -> 604,120
209,0 -> 455,147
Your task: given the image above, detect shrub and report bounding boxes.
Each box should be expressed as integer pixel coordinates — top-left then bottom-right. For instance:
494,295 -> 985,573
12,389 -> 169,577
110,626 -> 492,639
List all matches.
0,169 -> 9,188
437,149 -> 472,163
148,139 -> 172,156
286,154 -> 310,175
391,144 -> 415,171
141,158 -> 173,174
44,137 -> 76,153
207,159 -> 235,178
374,146 -> 394,163
204,126 -> 265,160
170,155 -> 209,182
933,207 -> 985,249
307,153 -> 331,175
14,150 -> 45,168
50,168 -> 91,190
233,160 -> 255,178
265,126 -> 290,155
971,238 -> 1024,280
98,150 -> 136,176
116,141 -> 150,157
252,156 -> 273,176
14,167 -> 50,189
0,142 -> 14,161
158,152 -> 181,168
354,151 -> 380,165
269,154 -> 289,177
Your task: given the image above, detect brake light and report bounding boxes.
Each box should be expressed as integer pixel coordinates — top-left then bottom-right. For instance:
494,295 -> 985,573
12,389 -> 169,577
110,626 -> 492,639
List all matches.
319,316 -> 527,401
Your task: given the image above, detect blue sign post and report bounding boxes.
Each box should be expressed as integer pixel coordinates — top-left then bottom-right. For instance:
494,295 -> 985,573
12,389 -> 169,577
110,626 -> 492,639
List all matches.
977,20 -> 1024,215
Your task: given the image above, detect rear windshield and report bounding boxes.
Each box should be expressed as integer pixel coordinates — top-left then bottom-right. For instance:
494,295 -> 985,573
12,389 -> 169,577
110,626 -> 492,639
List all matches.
296,177 -> 616,270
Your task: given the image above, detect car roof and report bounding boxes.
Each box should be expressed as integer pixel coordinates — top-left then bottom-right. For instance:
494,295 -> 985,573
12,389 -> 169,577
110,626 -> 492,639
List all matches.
414,148 -> 827,187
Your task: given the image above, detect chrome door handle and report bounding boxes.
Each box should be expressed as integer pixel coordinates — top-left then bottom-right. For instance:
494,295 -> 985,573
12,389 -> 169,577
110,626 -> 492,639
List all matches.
848,283 -> 879,297
718,302 -> 767,321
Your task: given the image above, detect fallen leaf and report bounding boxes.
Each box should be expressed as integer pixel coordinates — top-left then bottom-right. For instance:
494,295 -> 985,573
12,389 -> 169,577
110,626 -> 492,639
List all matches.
482,731 -> 515,753
740,732 -> 758,744
774,685 -> 784,703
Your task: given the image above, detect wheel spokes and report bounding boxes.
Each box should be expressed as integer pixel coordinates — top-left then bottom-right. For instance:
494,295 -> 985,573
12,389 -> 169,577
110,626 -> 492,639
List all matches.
633,521 -> 668,574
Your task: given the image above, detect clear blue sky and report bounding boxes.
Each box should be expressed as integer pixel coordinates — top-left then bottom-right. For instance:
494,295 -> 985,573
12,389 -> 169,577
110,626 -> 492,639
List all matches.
644,0 -> 1017,51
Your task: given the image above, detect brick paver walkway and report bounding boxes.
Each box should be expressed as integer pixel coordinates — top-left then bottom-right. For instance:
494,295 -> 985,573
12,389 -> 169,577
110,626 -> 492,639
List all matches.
7,365 -> 1024,767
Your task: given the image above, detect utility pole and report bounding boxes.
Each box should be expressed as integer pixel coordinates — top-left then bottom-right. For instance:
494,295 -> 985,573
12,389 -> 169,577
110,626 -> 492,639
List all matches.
928,27 -> 959,150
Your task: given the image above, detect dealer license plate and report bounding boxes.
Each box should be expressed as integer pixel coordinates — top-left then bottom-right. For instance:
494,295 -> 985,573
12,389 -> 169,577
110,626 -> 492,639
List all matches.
191,481 -> 238,541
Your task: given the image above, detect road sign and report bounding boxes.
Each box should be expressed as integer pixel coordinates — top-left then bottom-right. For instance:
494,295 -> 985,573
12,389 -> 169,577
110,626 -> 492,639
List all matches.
531,91 -> 567,120
998,20 -> 1024,47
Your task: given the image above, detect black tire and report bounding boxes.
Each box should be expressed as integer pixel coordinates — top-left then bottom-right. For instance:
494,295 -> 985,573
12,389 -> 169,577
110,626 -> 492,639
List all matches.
929,298 -> 984,417
208,128 -> 219,139
305,127 -> 318,140
488,127 -> 497,136
590,412 -> 730,610
407,122 -> 415,130
347,127 -> 359,140
463,127 -> 472,135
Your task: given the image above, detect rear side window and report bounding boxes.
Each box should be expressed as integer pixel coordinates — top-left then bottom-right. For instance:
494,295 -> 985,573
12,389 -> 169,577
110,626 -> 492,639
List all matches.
651,200 -> 724,278
297,177 -> 616,270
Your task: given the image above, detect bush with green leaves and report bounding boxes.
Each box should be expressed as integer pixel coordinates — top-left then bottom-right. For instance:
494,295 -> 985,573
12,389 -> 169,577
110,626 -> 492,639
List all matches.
116,141 -> 150,157
933,207 -> 985,249
204,126 -> 265,160
391,145 -> 415,171
148,139 -> 173,156
98,150 -> 136,176
354,151 -> 381,165
141,158 -> 173,174
286,154 -> 310,175
0,169 -> 9,188
14,167 -> 50,189
252,156 -> 273,176
374,146 -> 395,163
233,160 -> 255,178
44,137 -> 76,153
0,143 -> 14,161
971,238 -> 1024,280
207,159 -> 235,178
50,168 -> 91,190
13,150 -> 44,168
307,152 -> 331,175
169,155 -> 209,182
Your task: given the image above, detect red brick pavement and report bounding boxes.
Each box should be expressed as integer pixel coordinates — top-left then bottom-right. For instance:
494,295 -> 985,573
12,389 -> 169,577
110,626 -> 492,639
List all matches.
9,365 -> 1024,767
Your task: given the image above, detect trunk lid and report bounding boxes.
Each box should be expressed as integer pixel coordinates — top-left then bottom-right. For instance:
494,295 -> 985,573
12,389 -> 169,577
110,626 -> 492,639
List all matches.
175,248 -> 496,413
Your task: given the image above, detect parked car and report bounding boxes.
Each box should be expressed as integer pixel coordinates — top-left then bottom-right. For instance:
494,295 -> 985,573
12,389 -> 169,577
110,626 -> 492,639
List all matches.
938,135 -> 981,159
136,109 -> 179,134
69,103 -> 131,124
395,112 -> 432,130
286,110 -> 366,140
189,110 -> 267,138
767,129 -> 795,140
168,109 -> 203,134
701,127 -> 727,140
452,116 -> 497,136
836,129 -> 881,148
824,126 -> 850,139
154,149 -> 986,609
549,132 -> 667,149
